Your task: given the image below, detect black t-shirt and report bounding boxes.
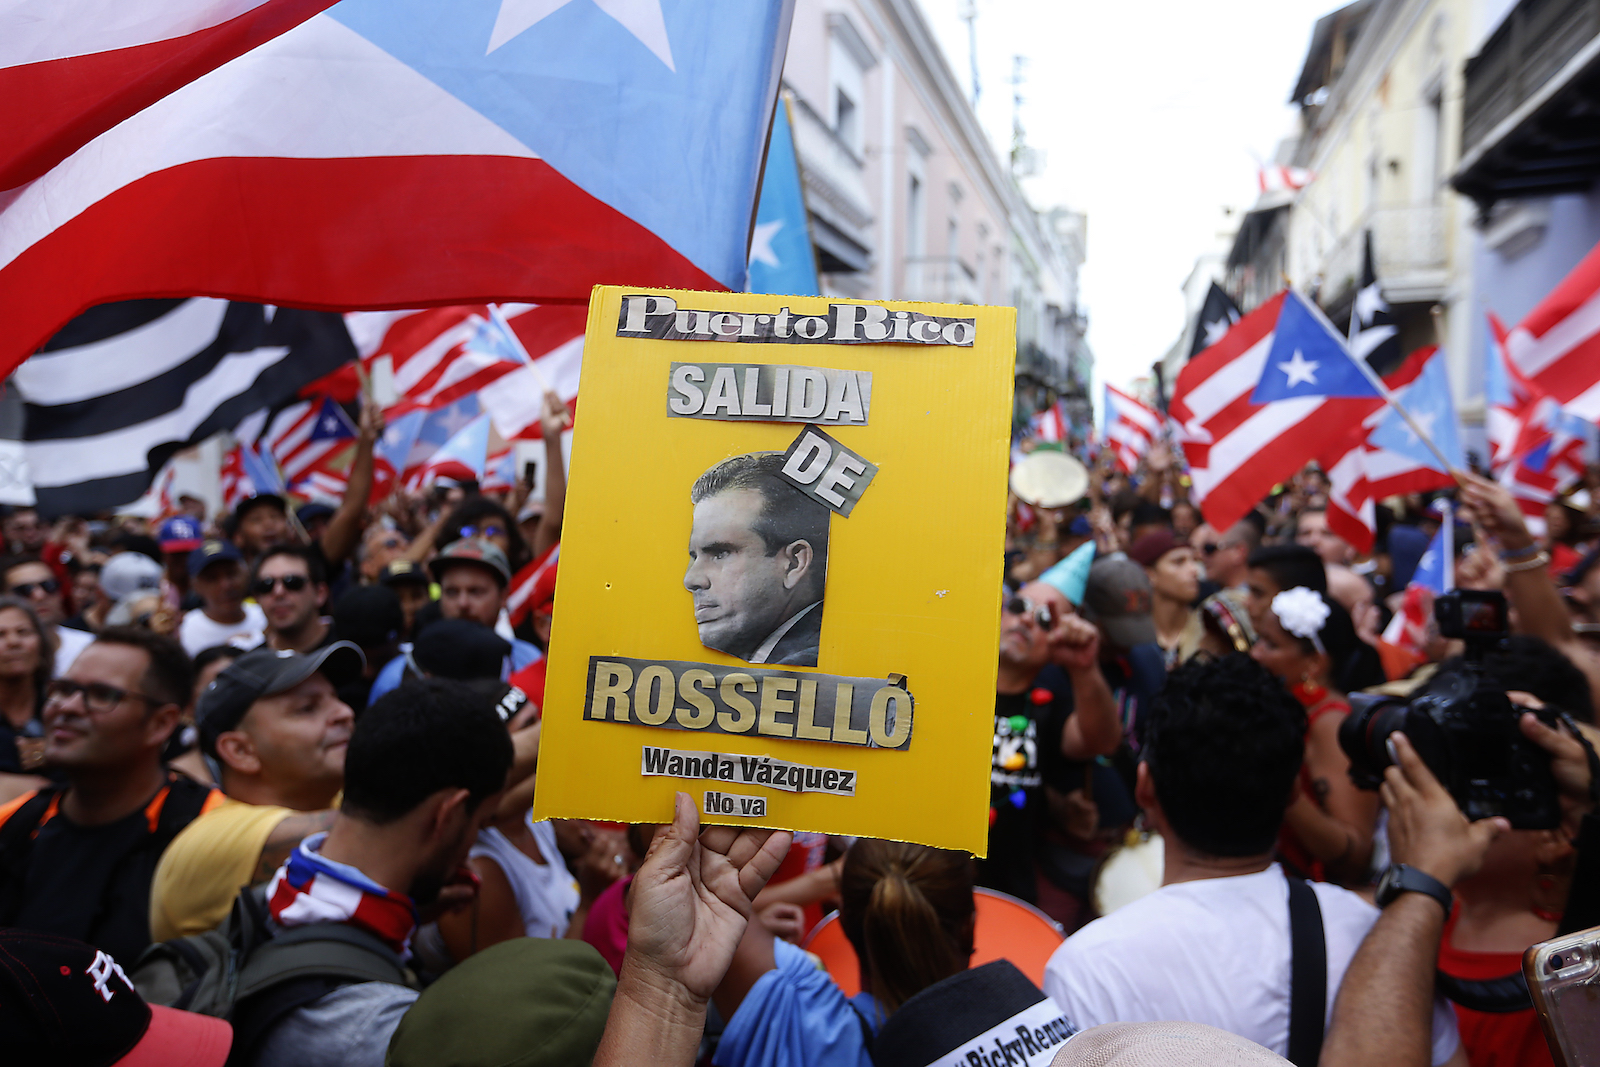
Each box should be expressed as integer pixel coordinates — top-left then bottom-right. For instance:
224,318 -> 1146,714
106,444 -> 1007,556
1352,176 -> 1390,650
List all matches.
1,779 -> 213,963
981,664 -> 1089,903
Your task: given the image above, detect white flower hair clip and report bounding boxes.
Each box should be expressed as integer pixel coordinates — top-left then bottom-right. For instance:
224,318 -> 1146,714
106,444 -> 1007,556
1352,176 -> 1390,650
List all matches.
1271,587 -> 1329,653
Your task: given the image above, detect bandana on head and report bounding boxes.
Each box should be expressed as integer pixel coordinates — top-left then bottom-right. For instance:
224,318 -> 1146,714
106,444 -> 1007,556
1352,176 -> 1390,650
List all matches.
266,832 -> 418,957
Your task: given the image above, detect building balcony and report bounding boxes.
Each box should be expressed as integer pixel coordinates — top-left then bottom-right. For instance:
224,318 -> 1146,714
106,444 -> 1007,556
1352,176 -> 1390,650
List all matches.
1315,203 -> 1448,306
903,255 -> 982,306
790,92 -> 875,274
1452,0 -> 1600,210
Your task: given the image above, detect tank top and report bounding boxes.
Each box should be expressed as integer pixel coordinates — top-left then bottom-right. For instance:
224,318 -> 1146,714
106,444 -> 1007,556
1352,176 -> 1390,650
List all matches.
469,818 -> 581,939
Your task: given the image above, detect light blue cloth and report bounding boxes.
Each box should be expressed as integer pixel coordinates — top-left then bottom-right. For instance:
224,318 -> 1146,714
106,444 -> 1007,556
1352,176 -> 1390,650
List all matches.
368,637 -> 542,702
714,940 -> 880,1067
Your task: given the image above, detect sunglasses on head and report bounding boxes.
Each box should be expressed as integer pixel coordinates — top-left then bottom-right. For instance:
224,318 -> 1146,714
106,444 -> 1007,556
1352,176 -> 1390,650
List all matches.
458,523 -> 506,540
251,574 -> 310,596
1003,595 -> 1054,631
10,578 -> 59,598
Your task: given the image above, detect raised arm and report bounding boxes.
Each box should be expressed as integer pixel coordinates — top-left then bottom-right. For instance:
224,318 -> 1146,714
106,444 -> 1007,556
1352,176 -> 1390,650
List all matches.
1052,614 -> 1122,758
531,391 -> 570,561
319,396 -> 383,566
592,793 -> 790,1067
1321,733 -> 1506,1067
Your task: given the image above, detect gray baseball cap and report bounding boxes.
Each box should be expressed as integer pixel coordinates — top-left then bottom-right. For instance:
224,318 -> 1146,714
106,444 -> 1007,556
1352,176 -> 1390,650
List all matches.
1080,558 -> 1158,651
196,641 -> 365,757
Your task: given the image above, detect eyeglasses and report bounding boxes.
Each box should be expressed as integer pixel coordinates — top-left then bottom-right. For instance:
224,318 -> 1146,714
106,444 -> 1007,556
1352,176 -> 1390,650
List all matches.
1003,595 -> 1054,631
457,524 -> 505,540
251,574 -> 310,596
1199,541 -> 1235,557
378,536 -> 406,550
9,578 -> 59,598
44,678 -> 160,714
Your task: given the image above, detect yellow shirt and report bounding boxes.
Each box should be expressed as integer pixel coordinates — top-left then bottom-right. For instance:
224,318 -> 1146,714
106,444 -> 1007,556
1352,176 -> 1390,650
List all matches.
148,797 -> 293,942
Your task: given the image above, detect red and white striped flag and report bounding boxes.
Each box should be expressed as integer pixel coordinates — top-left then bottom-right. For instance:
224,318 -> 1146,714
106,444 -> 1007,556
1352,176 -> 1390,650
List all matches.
480,448 -> 517,493
1,0 -> 335,190
507,543 -> 559,627
1103,383 -> 1161,474
346,304 -> 585,439
1504,238 -> 1600,420
1170,292 -> 1384,532
253,396 -> 356,489
1258,165 -> 1315,195
219,444 -> 251,510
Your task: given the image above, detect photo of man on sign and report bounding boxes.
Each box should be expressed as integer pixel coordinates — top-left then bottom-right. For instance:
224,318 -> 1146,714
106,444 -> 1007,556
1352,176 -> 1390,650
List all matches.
684,452 -> 828,667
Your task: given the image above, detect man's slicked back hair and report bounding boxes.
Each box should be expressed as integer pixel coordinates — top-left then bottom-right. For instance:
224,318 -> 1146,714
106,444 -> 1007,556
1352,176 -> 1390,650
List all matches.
690,452 -> 830,578
342,678 -> 513,824
1142,654 -> 1306,857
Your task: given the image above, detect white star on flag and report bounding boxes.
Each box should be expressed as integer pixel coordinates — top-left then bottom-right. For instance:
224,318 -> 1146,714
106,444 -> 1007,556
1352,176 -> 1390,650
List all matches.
1401,409 -> 1437,445
1353,282 -> 1386,326
1203,316 -> 1232,347
488,0 -> 676,69
435,405 -> 476,436
1277,350 -> 1320,387
748,220 -> 783,269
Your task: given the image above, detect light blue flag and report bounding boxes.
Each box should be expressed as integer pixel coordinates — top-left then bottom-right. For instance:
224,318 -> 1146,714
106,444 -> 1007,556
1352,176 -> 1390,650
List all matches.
239,442 -> 286,495
1411,514 -> 1452,595
746,102 -> 820,297
1251,292 -> 1383,404
1368,348 -> 1465,473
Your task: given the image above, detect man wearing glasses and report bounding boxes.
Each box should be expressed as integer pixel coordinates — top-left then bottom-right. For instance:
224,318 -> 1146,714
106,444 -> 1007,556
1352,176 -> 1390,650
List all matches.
0,628 -> 220,963
3,553 -> 93,674
1190,516 -> 1260,596
252,546 -> 333,654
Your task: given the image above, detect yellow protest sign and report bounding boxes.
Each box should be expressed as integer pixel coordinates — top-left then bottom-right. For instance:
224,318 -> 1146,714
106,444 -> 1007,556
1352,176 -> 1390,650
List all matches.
531,287 -> 1015,854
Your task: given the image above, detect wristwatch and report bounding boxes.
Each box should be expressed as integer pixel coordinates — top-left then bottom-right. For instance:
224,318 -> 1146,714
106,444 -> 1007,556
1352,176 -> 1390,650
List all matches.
1375,864 -> 1453,914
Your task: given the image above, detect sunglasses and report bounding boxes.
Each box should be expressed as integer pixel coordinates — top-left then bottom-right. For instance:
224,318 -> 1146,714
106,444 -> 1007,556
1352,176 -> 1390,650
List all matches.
251,574 -> 310,596
1003,595 -> 1054,631
45,678 -> 160,714
458,524 -> 506,540
10,578 -> 59,598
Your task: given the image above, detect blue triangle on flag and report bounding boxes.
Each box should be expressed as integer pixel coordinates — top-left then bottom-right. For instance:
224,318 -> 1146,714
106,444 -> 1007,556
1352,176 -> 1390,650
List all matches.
307,397 -> 357,443
1251,292 -> 1382,404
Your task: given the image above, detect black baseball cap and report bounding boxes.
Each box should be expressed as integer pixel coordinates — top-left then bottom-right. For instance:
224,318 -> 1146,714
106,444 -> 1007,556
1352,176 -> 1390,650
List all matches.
187,539 -> 244,579
196,642 -> 365,756
380,559 -> 432,588
411,618 -> 510,682
296,502 -> 335,526
233,493 -> 286,523
332,585 -> 404,649
0,927 -> 232,1066
1080,558 -> 1158,650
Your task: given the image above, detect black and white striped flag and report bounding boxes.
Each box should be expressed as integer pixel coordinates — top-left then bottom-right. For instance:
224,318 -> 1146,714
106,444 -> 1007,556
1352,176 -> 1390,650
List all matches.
16,299 -> 355,516
1350,230 -> 1402,374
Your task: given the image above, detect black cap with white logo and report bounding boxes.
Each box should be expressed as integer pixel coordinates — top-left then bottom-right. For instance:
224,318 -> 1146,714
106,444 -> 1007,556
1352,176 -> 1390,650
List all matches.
0,928 -> 232,1066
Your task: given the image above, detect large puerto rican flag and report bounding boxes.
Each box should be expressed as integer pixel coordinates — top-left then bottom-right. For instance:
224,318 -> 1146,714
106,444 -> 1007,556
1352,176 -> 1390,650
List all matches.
1171,291 -> 1384,532
2,0 -> 337,190
0,0 -> 795,372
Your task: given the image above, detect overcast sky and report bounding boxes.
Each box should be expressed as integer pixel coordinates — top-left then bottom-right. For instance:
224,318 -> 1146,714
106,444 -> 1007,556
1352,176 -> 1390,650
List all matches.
918,0 -> 1342,400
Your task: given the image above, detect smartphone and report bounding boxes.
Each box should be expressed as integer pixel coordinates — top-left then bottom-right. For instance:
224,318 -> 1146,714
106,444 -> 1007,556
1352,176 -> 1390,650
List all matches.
1525,927 -> 1600,1066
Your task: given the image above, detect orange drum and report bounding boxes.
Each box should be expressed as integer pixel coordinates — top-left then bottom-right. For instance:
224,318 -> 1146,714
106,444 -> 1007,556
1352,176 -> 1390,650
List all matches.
799,887 -> 1065,995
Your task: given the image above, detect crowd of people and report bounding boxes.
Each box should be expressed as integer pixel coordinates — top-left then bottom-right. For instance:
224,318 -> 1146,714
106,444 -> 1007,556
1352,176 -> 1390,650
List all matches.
2,399 -> 1598,1067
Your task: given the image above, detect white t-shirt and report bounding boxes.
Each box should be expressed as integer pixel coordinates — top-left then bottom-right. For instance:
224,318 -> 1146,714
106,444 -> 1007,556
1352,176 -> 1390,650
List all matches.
179,603 -> 266,656
54,625 -> 94,675
1043,863 -> 1460,1064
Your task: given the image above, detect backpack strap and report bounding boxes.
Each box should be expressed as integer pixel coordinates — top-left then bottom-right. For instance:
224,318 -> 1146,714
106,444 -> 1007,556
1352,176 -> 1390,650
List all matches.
1285,874 -> 1327,1067
1435,970 -> 1532,1014
225,922 -> 410,1067
0,786 -> 64,924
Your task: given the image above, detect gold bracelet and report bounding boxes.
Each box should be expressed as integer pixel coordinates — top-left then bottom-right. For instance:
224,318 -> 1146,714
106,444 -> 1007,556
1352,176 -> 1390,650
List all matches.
1502,551 -> 1550,573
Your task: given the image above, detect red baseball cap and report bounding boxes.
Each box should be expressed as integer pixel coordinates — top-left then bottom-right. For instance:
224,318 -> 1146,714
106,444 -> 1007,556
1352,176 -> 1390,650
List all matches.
0,928 -> 231,1066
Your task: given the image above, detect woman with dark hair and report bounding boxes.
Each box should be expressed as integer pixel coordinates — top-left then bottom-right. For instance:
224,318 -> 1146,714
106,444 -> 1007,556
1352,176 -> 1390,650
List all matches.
0,595 -> 53,801
1250,586 -> 1384,885
439,496 -> 532,573
712,839 -> 976,1066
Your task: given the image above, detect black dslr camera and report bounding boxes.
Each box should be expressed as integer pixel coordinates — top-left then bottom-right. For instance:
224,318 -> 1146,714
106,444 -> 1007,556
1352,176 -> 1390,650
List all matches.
1339,589 -> 1563,829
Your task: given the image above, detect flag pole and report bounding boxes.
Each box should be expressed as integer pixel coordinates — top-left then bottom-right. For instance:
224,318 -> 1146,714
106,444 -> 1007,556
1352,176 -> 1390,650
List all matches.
1296,290 -> 1461,478
487,303 -> 572,430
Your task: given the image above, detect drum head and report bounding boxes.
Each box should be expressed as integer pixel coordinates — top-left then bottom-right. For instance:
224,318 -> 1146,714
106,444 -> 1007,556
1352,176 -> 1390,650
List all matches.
1010,451 -> 1089,508
801,887 -> 1064,995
